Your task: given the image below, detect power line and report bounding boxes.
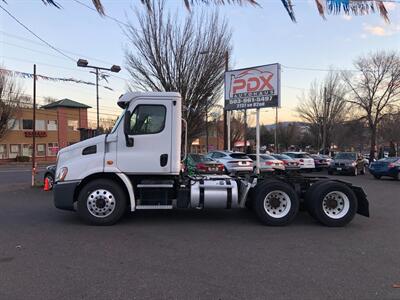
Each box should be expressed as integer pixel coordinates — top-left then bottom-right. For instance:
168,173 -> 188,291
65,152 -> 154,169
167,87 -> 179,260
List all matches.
71,0 -> 130,28
0,40 -> 71,61
0,4 -> 76,62
0,30 -> 129,72
282,64 -> 358,72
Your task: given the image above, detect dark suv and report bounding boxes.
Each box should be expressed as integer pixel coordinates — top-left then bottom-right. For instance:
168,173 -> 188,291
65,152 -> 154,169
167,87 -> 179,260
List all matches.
328,152 -> 365,176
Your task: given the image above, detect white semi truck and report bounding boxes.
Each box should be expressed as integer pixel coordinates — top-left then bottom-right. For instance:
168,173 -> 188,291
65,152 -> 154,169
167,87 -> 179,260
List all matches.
53,92 -> 369,226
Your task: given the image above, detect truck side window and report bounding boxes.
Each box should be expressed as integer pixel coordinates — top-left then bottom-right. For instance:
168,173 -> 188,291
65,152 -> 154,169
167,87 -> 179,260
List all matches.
129,105 -> 166,135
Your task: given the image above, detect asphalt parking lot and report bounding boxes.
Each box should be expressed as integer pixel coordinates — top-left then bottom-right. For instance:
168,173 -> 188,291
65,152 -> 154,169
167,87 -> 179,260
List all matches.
1,168 -> 400,299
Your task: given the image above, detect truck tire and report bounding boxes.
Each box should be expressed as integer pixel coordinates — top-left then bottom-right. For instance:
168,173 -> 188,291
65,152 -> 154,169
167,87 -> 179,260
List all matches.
77,179 -> 127,225
304,179 -> 331,219
306,181 -> 357,227
253,180 -> 299,226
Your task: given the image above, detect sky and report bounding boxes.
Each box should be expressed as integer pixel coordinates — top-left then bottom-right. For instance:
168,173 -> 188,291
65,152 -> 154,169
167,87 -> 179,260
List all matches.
0,0 -> 399,127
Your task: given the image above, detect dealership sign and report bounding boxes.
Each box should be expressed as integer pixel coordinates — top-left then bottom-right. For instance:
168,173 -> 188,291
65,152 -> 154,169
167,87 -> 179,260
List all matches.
224,63 -> 281,110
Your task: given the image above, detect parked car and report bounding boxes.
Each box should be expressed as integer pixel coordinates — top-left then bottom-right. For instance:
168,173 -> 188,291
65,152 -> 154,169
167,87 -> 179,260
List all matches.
247,154 -> 285,173
184,154 -> 224,175
311,154 -> 331,171
328,152 -> 365,176
206,151 -> 253,174
282,152 -> 315,171
43,165 -> 56,190
270,154 -> 300,171
369,157 -> 400,180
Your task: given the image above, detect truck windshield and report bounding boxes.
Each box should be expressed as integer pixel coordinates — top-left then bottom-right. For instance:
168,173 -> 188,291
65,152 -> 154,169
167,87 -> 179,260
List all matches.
110,109 -> 125,134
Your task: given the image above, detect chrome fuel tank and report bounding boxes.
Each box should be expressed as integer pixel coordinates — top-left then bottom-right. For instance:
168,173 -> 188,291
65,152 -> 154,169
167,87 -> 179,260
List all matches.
190,175 -> 239,209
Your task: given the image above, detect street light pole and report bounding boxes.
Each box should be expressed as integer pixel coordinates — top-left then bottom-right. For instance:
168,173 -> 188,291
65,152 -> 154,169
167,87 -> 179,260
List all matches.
77,59 -> 121,134
95,68 -> 99,131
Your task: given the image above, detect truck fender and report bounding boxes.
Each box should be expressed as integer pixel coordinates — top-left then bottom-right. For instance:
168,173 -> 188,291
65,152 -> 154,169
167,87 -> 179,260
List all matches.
116,173 -> 136,211
351,185 -> 370,217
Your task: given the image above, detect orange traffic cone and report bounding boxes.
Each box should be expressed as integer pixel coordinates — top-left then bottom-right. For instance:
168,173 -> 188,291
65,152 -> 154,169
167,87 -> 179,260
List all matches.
44,177 -> 50,191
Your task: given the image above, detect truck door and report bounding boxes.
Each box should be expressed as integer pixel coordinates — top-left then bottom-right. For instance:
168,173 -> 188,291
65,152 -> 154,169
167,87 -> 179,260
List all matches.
116,99 -> 172,174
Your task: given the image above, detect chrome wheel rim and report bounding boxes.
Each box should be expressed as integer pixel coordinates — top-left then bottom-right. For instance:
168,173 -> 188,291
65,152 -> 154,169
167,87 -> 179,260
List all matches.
263,190 -> 291,218
87,189 -> 116,218
322,191 -> 350,219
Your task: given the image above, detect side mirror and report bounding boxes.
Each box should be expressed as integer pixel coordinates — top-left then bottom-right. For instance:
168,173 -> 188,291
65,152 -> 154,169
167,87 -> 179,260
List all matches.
123,109 -> 134,147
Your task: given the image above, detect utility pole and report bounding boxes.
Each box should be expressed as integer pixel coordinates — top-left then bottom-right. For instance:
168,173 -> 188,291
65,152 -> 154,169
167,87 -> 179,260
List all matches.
205,101 -> 209,152
31,64 -> 36,187
77,59 -> 121,133
224,51 -> 230,150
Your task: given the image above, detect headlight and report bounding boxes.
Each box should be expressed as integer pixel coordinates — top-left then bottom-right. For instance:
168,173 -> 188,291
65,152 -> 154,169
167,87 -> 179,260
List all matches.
351,162 -> 356,166
56,167 -> 68,182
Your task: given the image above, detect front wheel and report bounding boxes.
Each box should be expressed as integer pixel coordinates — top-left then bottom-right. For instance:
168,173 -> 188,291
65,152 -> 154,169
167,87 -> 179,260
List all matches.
253,180 -> 299,226
306,181 -> 357,227
373,175 -> 381,179
77,179 -> 127,225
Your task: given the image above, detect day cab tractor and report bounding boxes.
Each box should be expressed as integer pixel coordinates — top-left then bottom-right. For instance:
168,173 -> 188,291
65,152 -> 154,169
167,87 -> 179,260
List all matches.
53,92 -> 369,226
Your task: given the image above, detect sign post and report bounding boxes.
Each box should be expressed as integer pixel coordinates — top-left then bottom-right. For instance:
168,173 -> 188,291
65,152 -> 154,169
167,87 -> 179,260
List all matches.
256,108 -> 260,174
224,63 -> 281,174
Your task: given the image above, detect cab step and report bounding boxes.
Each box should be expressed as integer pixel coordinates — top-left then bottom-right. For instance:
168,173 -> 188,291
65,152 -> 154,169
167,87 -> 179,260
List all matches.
136,205 -> 173,210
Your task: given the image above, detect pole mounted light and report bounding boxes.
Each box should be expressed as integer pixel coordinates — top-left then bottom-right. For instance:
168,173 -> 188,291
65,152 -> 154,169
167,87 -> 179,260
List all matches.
76,59 -> 121,132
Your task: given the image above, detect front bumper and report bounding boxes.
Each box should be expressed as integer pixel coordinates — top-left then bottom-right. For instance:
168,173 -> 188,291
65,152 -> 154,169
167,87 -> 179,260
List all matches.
53,180 -> 80,211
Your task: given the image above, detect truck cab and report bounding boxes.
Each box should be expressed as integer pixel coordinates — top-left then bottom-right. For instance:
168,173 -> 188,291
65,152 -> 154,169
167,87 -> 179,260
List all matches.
54,92 -> 369,227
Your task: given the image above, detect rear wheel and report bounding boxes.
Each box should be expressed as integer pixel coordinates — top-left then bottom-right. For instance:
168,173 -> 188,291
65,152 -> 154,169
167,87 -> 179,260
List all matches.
253,180 -> 299,226
373,175 -> 381,180
77,179 -> 127,225
306,181 -> 357,227
328,169 -> 333,175
394,172 -> 399,181
304,179 -> 331,219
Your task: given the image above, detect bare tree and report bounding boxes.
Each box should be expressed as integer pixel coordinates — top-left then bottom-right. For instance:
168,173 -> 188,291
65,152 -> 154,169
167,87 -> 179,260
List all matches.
125,1 -> 231,142
0,71 -> 23,140
229,111 -> 245,149
277,122 -> 300,151
296,71 -> 348,151
342,51 -> 400,161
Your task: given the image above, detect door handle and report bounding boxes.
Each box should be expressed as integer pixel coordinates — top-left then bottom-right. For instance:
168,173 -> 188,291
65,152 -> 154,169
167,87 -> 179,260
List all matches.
160,154 -> 168,167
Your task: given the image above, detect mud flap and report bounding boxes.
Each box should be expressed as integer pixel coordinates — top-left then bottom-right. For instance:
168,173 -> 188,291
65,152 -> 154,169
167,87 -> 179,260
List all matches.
351,186 -> 369,217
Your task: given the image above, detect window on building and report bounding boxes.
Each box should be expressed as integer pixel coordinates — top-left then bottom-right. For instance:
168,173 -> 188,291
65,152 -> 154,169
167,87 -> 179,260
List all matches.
67,120 -> 79,131
47,120 -> 57,131
0,144 -> 8,159
35,120 -> 46,131
9,144 -> 20,159
37,144 -> 46,157
22,119 -> 33,130
129,105 -> 166,135
48,143 -> 59,156
22,144 -> 33,157
7,119 -> 20,130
